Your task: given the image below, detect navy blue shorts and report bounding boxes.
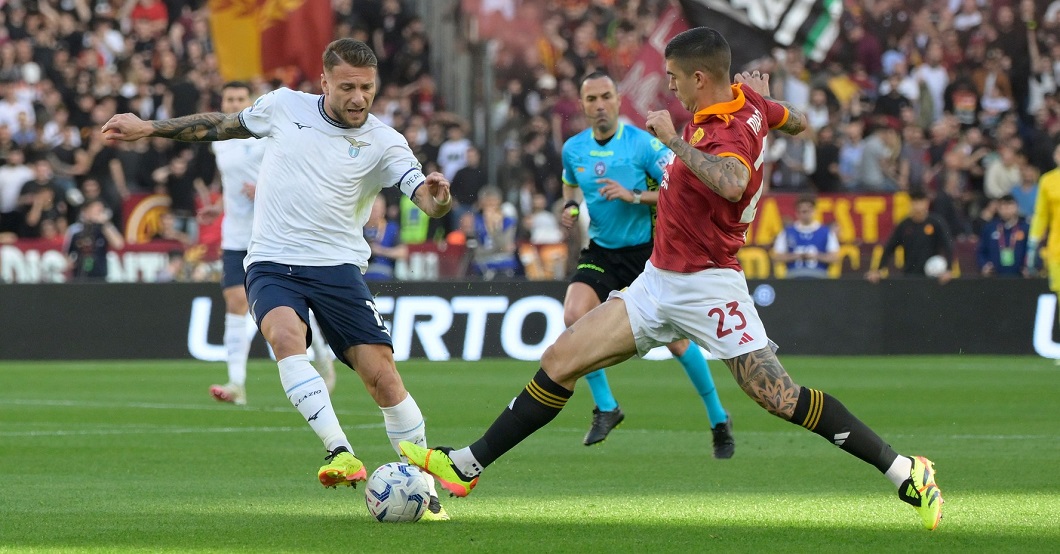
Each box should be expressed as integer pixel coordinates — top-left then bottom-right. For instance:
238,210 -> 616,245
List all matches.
245,262 -> 392,367
221,249 -> 248,289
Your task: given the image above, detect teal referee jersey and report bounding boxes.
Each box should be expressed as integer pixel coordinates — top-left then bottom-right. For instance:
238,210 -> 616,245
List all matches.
561,122 -> 670,249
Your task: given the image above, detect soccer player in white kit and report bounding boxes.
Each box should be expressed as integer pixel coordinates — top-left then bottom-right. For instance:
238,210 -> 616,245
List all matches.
199,81 -> 336,406
102,39 -> 454,520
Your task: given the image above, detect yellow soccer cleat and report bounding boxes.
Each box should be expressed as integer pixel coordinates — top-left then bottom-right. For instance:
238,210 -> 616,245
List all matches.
418,495 -> 451,521
318,447 -> 367,488
897,455 -> 943,530
399,441 -> 478,498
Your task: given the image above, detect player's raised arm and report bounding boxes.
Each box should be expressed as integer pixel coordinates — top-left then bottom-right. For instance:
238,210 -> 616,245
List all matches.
735,70 -> 808,136
646,109 -> 749,202
101,111 -> 253,142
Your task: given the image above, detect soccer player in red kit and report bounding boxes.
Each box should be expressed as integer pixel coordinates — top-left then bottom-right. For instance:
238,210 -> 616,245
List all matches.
401,27 -> 943,530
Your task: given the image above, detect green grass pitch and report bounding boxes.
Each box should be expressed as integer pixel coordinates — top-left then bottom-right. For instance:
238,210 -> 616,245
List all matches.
1,356 -> 1059,553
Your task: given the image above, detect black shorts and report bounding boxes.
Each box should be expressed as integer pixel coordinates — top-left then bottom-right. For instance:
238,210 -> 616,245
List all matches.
245,262 -> 392,367
571,240 -> 653,302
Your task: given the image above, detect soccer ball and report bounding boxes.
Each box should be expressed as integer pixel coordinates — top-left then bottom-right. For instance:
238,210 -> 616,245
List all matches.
924,255 -> 948,278
364,462 -> 430,523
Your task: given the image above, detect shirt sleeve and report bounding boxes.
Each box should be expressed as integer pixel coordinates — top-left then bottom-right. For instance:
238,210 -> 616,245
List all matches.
644,134 -> 670,186
237,90 -> 279,138
381,141 -> 426,198
560,141 -> 578,187
765,98 -> 790,130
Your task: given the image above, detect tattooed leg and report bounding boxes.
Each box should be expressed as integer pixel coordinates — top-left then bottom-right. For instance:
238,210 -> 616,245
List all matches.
723,347 -> 800,419
725,347 -> 898,472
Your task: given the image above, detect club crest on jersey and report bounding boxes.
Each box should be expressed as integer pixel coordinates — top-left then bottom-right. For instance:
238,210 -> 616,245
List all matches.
344,137 -> 371,158
594,161 -> 606,176
690,127 -> 705,146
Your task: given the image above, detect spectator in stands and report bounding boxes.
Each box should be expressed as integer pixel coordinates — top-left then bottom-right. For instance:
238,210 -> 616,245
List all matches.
806,86 -> 834,131
772,195 -> 839,279
450,145 -> 488,222
65,198 -> 124,281
984,142 -> 1023,200
470,185 -> 520,279
867,190 -> 955,284
151,211 -> 193,248
364,194 -> 406,281
856,117 -> 901,192
810,125 -> 841,192
0,147 -> 33,234
770,127 -> 816,191
931,169 -> 975,240
978,194 -> 1030,277
837,119 -> 865,190
17,159 -> 68,238
152,151 -> 205,244
1012,163 -> 1041,218
437,123 -> 472,180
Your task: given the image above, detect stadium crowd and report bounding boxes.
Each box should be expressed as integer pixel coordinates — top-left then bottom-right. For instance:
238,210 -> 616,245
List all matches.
0,0 -> 1058,281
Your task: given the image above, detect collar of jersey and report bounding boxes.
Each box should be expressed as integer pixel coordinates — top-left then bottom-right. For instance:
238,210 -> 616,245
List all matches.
693,84 -> 745,125
593,121 -> 624,143
317,96 -> 351,129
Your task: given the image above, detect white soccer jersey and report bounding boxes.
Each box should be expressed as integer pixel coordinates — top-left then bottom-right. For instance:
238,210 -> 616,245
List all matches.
238,88 -> 424,270
211,138 -> 266,250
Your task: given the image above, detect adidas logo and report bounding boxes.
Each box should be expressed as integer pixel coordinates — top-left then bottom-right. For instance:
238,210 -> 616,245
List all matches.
737,332 -> 755,345
833,431 -> 850,446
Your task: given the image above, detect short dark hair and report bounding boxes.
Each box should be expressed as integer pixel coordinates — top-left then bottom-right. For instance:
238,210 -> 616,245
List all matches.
664,27 -> 731,83
909,189 -> 929,202
222,81 -> 251,93
796,194 -> 817,208
999,194 -> 1017,203
322,39 -> 378,72
579,70 -> 615,95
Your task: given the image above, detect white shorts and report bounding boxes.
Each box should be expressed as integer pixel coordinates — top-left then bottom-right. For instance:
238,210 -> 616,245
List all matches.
610,261 -> 772,360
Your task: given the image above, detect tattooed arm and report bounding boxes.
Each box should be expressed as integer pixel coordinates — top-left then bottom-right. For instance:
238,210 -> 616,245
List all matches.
666,136 -> 750,202
101,112 -> 253,142
644,109 -> 750,202
734,70 -> 808,136
769,99 -> 809,136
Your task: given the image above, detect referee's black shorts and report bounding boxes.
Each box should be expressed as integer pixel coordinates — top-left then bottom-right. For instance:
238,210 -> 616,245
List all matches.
570,240 -> 653,302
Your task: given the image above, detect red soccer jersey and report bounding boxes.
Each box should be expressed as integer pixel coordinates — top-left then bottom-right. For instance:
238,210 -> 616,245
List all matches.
650,84 -> 789,273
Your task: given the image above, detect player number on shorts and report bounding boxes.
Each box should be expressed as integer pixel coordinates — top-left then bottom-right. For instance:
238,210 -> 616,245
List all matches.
366,300 -> 390,335
707,301 -> 747,338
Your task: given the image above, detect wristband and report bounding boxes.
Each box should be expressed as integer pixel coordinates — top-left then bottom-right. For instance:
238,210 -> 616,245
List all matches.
564,200 -> 580,216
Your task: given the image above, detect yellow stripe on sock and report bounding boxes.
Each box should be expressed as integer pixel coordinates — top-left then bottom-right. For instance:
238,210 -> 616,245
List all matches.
802,389 -> 823,431
527,381 -> 568,409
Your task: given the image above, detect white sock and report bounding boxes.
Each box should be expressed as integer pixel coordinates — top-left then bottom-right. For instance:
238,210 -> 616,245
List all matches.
277,354 -> 349,453
381,393 -> 439,497
448,447 -> 484,478
884,455 -> 913,488
224,313 -> 250,386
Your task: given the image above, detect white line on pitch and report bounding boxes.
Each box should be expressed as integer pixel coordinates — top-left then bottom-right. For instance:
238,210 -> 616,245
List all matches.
0,423 -> 383,437
0,398 -> 379,417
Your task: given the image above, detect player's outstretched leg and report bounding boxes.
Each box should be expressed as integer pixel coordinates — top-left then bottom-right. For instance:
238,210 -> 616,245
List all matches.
723,347 -> 943,530
583,369 -> 624,446
667,340 -> 733,458
400,366 -> 573,497
403,298 -> 638,497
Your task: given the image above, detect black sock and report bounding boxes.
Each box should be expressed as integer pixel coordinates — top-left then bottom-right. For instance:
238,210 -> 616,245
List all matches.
790,387 -> 898,473
469,369 -> 572,468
